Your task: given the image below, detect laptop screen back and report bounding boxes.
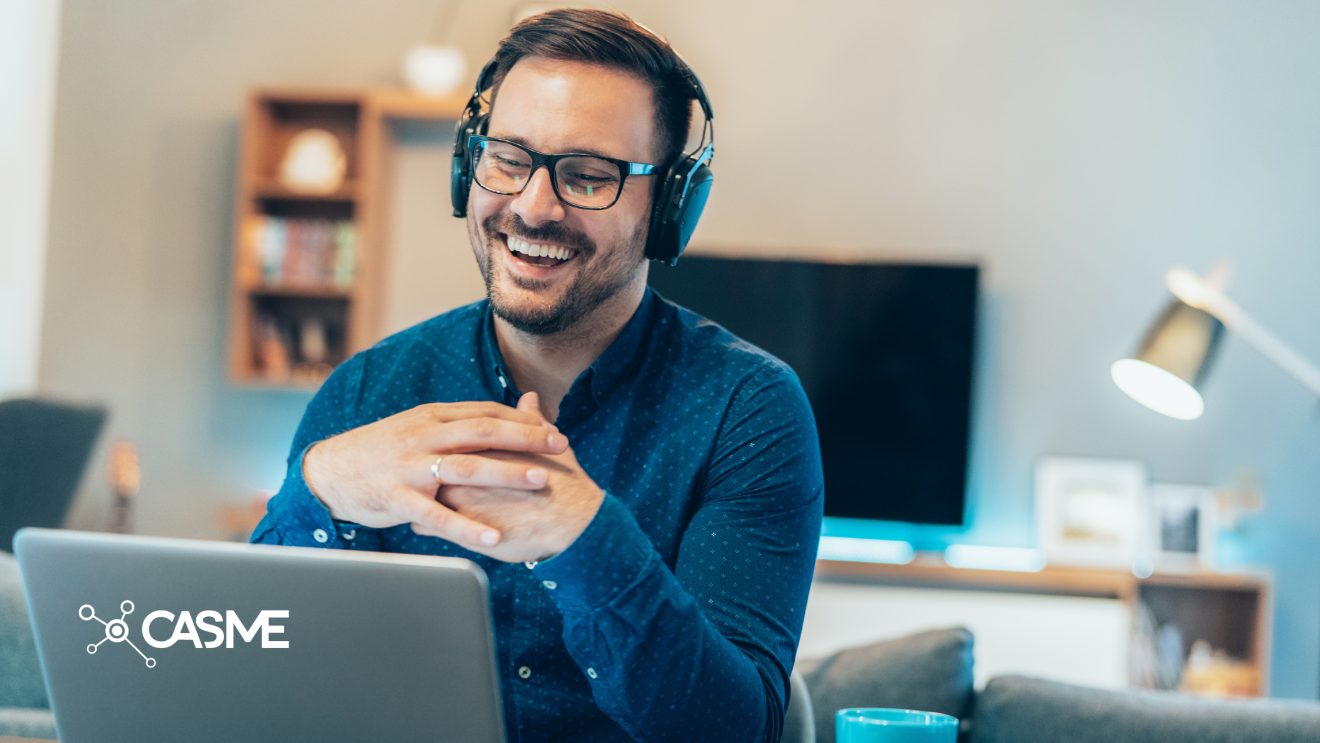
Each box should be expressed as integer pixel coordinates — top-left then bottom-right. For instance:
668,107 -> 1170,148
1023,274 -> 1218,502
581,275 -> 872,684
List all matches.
16,528 -> 505,743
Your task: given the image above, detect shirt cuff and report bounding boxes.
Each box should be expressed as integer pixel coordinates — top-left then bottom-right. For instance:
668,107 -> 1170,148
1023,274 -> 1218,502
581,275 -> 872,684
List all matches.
535,492 -> 658,614
262,443 -> 364,548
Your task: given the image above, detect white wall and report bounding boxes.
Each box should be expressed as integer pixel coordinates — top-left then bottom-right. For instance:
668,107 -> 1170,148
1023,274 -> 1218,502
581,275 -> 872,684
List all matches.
0,0 -> 61,398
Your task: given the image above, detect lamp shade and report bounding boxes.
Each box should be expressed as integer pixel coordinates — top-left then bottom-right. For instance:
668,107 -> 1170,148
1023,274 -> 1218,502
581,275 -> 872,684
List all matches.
1111,299 -> 1224,420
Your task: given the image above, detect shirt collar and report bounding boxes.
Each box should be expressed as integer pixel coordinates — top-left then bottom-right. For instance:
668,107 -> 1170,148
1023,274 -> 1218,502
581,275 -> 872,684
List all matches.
584,287 -> 655,405
477,288 -> 658,414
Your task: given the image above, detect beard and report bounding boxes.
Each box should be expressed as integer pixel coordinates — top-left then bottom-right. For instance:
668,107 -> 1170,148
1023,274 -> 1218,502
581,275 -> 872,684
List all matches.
471,211 -> 648,336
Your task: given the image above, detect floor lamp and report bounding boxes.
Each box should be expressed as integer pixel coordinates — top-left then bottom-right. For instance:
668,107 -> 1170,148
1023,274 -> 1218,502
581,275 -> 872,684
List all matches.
1111,263 -> 1320,420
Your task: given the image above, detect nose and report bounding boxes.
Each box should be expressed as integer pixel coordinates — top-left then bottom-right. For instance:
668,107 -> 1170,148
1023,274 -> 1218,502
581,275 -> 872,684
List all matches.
510,166 -> 566,227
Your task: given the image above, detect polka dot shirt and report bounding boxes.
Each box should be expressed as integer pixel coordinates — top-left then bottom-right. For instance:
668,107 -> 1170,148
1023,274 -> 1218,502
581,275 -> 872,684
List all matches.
253,289 -> 824,743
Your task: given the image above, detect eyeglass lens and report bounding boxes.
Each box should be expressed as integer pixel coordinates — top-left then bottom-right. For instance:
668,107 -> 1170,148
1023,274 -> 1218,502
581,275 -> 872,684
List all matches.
474,140 -> 623,209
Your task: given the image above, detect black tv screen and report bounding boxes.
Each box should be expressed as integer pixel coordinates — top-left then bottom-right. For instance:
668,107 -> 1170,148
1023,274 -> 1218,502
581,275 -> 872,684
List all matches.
648,256 -> 978,526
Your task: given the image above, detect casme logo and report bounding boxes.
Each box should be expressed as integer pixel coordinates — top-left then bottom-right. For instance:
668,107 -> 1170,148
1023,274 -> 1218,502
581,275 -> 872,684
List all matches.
80,601 -> 289,669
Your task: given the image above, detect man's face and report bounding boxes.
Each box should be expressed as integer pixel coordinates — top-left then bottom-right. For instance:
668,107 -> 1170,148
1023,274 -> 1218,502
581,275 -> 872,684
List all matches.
466,57 -> 657,336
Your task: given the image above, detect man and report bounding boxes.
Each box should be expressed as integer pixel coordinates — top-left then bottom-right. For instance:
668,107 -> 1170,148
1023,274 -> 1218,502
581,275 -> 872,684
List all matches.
253,9 -> 823,743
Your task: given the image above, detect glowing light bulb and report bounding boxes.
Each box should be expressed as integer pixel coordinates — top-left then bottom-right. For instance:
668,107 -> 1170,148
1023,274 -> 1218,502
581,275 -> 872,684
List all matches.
1111,358 -> 1204,420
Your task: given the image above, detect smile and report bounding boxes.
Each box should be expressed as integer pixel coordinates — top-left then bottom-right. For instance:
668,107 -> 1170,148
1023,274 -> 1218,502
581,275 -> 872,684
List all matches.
505,234 -> 576,267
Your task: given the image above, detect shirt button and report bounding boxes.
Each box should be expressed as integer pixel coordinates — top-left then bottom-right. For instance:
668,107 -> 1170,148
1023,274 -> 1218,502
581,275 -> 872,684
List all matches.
542,580 -> 557,590
518,666 -> 532,679
312,529 -> 328,543
587,668 -> 597,679
342,529 -> 356,540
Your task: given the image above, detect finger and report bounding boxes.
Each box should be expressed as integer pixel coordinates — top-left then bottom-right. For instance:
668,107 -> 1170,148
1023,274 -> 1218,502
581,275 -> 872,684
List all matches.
517,392 -> 560,432
421,401 -> 544,427
426,417 -> 568,455
396,488 -> 500,547
430,453 -> 548,489
517,391 -> 541,415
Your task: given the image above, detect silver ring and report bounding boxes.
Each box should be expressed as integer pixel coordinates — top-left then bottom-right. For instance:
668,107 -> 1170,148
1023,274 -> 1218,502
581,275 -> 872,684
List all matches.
431,456 -> 445,483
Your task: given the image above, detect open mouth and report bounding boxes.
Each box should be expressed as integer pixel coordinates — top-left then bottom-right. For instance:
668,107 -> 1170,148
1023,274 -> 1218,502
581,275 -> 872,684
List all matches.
505,234 -> 577,268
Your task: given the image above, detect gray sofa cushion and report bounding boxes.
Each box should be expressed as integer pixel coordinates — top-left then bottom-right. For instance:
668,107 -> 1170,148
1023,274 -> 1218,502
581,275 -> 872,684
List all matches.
973,675 -> 1320,743
0,552 -> 48,709
800,627 -> 975,743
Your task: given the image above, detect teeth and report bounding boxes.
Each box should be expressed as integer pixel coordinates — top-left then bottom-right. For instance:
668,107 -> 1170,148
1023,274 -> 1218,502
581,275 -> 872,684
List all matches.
507,235 -> 571,262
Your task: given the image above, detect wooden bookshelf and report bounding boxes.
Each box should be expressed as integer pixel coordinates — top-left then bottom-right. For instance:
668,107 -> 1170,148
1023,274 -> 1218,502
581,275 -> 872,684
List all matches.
815,554 -> 1272,696
227,88 -> 467,388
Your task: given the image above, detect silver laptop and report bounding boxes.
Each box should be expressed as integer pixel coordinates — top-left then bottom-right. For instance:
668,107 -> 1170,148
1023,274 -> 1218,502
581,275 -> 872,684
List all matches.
15,528 -> 506,743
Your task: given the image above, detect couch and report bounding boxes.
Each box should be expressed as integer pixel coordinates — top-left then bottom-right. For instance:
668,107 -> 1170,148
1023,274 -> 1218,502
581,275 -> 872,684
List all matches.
4,550 -> 1318,742
789,627 -> 1320,743
0,552 -> 54,739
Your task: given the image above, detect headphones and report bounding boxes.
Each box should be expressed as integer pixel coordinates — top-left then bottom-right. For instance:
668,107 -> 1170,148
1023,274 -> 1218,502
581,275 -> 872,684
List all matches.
450,55 -> 715,266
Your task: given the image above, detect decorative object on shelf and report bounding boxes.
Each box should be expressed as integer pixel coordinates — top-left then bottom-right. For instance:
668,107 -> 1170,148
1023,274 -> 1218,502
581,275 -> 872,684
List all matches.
278,128 -> 347,195
256,315 -> 293,382
1214,469 -> 1265,531
1144,483 -> 1217,571
1179,638 -> 1260,697
300,317 -> 327,365
1113,260 -> 1320,419
106,440 -> 140,535
1034,456 -> 1147,568
402,44 -> 467,97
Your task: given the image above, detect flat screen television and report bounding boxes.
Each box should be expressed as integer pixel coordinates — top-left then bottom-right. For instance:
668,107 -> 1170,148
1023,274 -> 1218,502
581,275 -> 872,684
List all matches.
648,256 -> 978,526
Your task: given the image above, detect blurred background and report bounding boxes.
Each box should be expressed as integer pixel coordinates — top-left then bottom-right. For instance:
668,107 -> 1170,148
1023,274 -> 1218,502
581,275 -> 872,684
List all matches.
3,0 -> 1318,701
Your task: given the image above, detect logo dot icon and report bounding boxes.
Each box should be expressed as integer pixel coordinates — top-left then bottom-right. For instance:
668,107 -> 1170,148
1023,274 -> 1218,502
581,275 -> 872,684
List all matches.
79,600 -> 155,668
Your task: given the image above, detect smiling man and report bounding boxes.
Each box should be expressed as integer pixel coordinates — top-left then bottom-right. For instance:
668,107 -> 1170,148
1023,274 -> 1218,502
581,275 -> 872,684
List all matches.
253,9 -> 823,743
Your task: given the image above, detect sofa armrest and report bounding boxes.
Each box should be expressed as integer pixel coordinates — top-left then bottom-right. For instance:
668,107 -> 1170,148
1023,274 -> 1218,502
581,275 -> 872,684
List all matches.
972,675 -> 1320,743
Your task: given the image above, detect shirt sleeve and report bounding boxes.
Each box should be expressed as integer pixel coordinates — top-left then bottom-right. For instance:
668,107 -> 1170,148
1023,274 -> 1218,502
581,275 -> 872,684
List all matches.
250,356 -> 383,552
535,366 -> 824,743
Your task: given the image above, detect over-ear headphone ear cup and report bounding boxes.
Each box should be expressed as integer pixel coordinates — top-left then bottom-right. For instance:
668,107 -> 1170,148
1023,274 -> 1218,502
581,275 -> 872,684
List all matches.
673,164 -> 713,255
450,144 -> 471,218
644,168 -> 682,262
450,113 -> 488,218
646,158 -> 714,265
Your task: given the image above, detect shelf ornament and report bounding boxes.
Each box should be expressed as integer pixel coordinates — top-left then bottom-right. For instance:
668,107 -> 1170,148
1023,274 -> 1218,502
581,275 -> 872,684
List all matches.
278,128 -> 347,195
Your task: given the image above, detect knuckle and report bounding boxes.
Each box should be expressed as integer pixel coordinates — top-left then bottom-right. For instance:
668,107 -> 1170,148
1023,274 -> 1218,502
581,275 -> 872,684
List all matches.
450,455 -> 478,478
473,418 -> 497,438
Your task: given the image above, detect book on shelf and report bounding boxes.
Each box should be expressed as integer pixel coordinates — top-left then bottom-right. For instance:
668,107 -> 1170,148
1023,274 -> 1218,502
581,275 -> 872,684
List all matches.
242,216 -> 356,290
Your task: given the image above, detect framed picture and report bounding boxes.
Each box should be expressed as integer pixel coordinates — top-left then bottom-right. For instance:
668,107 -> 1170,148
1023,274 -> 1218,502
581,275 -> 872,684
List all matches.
1035,457 -> 1148,568
1146,484 -> 1217,570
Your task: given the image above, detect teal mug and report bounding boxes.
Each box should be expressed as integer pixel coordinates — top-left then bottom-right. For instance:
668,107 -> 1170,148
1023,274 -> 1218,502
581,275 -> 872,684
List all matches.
836,708 -> 959,743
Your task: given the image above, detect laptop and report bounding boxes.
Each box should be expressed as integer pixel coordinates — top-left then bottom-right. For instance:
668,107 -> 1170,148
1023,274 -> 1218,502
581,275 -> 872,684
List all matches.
15,528 -> 506,743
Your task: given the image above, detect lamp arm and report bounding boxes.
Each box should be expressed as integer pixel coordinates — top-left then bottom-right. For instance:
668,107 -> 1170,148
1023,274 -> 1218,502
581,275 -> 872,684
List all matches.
1167,267 -> 1320,398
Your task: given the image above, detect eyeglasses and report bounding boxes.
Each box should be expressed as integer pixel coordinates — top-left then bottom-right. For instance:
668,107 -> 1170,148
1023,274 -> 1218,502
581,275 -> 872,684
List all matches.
468,135 -> 658,210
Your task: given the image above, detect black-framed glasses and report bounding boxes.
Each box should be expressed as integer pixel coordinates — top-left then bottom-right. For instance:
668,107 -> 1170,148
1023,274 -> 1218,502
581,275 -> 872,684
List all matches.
468,135 -> 657,210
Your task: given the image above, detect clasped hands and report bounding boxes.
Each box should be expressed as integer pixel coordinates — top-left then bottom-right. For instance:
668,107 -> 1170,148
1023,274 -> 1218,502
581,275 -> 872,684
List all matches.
303,393 -> 604,563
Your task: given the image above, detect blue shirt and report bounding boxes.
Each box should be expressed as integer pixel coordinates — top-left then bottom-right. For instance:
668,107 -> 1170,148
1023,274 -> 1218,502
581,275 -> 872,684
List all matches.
252,288 -> 824,743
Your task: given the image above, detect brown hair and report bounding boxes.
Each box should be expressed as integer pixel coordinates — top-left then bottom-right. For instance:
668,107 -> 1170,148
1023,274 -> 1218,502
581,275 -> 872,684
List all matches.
490,9 -> 695,167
